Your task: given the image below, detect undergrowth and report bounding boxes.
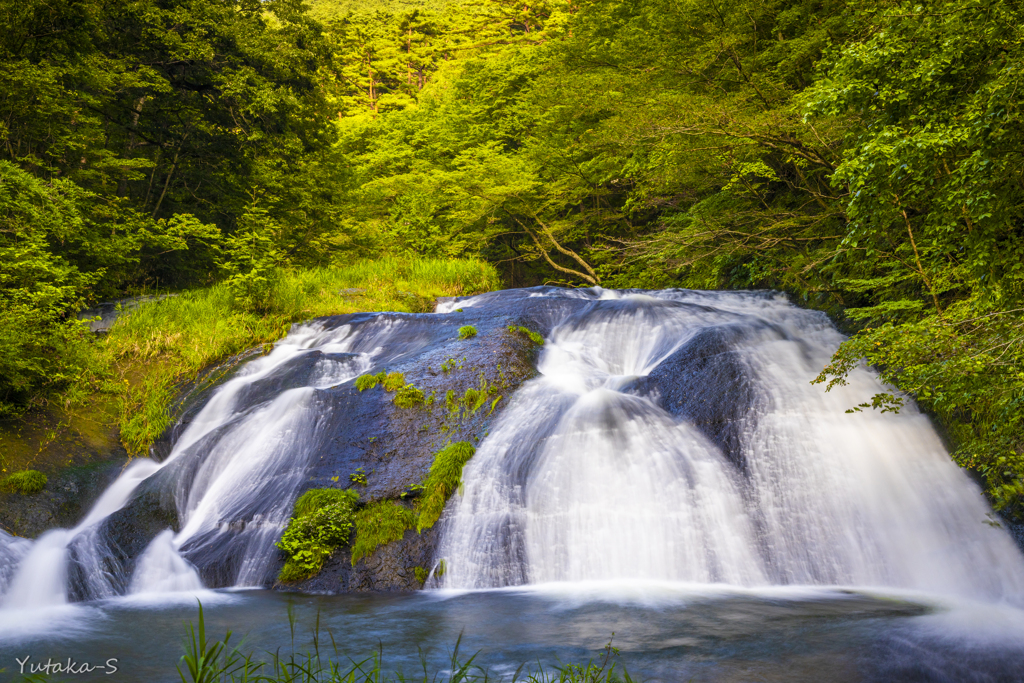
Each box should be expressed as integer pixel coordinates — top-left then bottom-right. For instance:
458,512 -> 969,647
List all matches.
85,258 -> 498,457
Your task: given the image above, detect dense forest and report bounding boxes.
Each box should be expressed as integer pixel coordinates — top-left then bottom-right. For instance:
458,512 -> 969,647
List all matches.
2,0 -> 1023,514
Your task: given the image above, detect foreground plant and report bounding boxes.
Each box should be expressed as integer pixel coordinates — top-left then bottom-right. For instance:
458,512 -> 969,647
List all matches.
178,602 -> 637,683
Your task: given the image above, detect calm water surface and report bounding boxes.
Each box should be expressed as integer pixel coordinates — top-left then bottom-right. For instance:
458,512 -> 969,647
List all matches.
2,583 -> 1023,682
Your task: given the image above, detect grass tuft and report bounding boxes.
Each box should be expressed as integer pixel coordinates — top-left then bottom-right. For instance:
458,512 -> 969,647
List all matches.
1,469 -> 47,494
458,325 -> 477,339
416,441 -> 476,532
393,384 -> 426,408
355,371 -> 386,391
508,325 -> 545,346
381,372 -> 406,392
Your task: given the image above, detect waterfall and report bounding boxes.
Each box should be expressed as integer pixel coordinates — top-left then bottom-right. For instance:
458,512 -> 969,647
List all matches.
1,286 -> 1022,613
0,316 -> 397,608
436,289 -> 1024,601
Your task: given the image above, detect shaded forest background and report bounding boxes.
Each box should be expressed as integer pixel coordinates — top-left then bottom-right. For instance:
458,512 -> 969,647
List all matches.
2,0 -> 1024,513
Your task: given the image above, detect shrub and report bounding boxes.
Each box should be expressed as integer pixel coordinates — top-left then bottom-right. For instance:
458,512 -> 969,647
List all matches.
458,325 -> 477,339
351,501 -> 416,564
417,441 -> 475,532
276,488 -> 359,582
1,469 -> 47,494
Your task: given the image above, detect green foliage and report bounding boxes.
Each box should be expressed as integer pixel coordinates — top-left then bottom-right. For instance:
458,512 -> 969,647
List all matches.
458,326 -> 478,340
350,501 -> 416,564
349,468 -> 368,486
277,488 -> 359,583
221,208 -> 282,314
1,469 -> 47,494
804,0 -> 1024,515
413,565 -> 428,585
508,325 -> 544,346
416,441 -> 475,532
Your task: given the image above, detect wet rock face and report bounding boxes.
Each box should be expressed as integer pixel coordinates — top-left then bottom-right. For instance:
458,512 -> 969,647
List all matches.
287,525 -> 441,594
67,472 -> 181,601
0,460 -> 128,539
94,289 -> 568,594
626,325 -> 763,472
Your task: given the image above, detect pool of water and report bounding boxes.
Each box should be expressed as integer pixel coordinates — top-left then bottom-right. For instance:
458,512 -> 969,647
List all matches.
2,583 -> 1024,682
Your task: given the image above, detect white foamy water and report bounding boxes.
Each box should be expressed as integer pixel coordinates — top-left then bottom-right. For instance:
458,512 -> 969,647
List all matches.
129,530 -> 202,595
437,290 -> 1024,602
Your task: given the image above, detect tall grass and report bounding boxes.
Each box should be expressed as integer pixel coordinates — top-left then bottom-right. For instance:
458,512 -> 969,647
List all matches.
103,258 -> 499,455
178,601 -> 637,683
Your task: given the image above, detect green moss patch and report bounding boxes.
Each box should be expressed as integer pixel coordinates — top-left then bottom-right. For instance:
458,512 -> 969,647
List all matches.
1,469 -> 47,495
276,488 -> 359,583
355,371 -> 386,391
458,325 -> 477,339
381,371 -> 406,392
508,325 -> 544,346
416,441 -> 476,532
393,384 -> 426,408
356,370 -> 424,408
351,501 -> 417,564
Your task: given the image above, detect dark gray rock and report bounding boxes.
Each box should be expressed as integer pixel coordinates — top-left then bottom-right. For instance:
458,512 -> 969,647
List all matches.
0,459 -> 128,538
624,323 -> 771,472
284,524 -> 442,594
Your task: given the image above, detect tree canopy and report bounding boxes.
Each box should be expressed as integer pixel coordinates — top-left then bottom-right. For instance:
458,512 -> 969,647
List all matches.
2,0 -> 1023,513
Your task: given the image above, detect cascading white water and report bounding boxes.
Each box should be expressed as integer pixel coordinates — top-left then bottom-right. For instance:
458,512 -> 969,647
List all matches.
0,316 -> 405,609
437,289 -> 1024,601
129,530 -> 202,594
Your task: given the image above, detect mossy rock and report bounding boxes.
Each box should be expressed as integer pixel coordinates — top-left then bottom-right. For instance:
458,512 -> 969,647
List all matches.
1,470 -> 47,495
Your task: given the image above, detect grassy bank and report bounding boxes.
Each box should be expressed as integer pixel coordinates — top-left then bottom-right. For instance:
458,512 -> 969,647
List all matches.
0,258 -> 499,478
